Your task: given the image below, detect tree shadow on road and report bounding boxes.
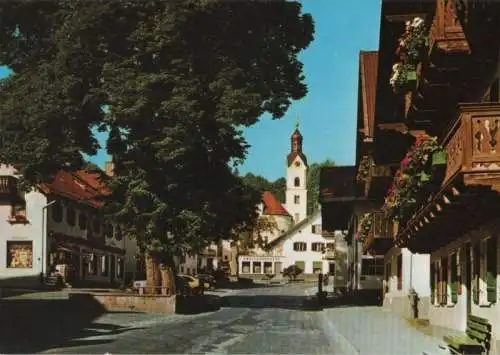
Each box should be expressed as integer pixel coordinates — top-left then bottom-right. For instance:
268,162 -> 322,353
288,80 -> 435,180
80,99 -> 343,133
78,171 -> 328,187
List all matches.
220,294 -> 323,311
0,293 -> 145,353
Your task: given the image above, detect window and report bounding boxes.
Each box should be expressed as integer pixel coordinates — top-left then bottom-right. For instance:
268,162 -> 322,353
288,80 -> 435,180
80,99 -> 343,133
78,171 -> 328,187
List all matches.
384,263 -> 390,293
293,242 -> 307,251
326,243 -> 335,251
66,207 -> 76,226
294,195 -> 300,204
450,253 -> 458,304
486,236 -> 497,303
473,243 -> 480,304
440,256 -> 448,305
117,258 -> 124,278
313,261 -> 323,274
51,202 -> 63,223
242,262 -> 250,273
431,261 -> 436,305
362,258 -> 384,276
79,212 -> 87,230
88,254 -> 98,275
93,217 -> 101,234
10,202 -> 27,221
253,262 -> 261,274
264,262 -> 272,274
6,241 -> 33,268
311,224 -> 322,234
397,254 -> 402,290
294,177 -> 300,187
328,263 -> 336,274
101,255 -> 109,276
311,242 -> 324,252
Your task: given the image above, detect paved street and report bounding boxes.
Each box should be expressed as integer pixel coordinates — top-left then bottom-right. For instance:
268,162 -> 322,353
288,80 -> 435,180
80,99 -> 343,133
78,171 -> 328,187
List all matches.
41,284 -> 337,354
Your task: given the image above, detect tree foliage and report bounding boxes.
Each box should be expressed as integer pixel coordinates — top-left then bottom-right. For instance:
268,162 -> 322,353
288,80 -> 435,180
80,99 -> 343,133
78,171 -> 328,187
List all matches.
240,173 -> 286,203
0,1 -> 314,263
307,159 -> 335,214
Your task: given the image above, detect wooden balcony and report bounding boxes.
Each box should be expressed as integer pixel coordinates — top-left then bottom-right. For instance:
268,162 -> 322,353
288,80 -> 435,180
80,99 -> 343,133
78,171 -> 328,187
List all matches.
395,103 -> 500,253
363,211 -> 394,254
364,163 -> 394,199
428,0 -> 470,66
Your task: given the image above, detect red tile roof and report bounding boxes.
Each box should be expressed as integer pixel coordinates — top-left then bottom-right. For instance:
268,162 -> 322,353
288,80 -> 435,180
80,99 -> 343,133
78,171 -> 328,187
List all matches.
40,169 -> 111,209
359,51 -> 379,138
261,191 -> 290,217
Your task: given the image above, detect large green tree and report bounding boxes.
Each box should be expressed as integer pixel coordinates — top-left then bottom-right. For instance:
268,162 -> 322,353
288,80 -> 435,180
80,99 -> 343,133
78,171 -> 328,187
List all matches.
307,159 -> 335,215
240,173 -> 286,203
0,1 -> 314,292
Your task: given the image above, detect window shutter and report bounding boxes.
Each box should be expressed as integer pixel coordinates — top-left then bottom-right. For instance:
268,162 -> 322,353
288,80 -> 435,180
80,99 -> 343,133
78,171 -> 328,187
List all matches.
442,256 -> 448,305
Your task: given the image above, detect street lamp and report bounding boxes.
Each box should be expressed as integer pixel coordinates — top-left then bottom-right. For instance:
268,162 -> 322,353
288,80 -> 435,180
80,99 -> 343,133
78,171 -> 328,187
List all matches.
40,200 -> 56,284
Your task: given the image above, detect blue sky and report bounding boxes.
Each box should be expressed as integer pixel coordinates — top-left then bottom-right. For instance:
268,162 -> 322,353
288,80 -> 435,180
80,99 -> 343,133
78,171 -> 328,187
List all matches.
0,1 -> 381,181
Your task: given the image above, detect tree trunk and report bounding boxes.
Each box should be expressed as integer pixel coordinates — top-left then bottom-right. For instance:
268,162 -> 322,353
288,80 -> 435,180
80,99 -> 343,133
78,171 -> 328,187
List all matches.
230,244 -> 239,277
145,251 -> 161,295
160,263 -> 176,296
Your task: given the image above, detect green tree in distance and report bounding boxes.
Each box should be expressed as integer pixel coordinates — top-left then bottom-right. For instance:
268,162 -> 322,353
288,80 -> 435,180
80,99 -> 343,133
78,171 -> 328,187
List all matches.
0,1 -> 314,293
240,158 -> 335,215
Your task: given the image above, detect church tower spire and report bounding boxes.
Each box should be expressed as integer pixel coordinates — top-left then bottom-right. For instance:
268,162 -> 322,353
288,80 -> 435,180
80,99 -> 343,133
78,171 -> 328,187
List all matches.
284,117 -> 308,223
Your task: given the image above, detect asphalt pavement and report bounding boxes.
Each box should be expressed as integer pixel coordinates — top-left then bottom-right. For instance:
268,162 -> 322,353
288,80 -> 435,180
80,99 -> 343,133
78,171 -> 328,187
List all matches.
41,283 -> 337,354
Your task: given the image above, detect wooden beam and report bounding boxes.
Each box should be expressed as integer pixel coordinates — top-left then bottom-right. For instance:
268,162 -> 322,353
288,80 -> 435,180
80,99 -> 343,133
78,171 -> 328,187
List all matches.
443,195 -> 451,204
424,216 -> 430,224
435,203 -> 442,212
430,211 -> 436,218
385,13 -> 428,23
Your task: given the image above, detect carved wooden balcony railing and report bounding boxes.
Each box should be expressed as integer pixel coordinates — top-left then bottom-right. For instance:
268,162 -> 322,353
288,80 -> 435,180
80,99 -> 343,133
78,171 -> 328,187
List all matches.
363,211 -> 394,253
322,250 -> 336,260
395,103 -> 500,252
428,0 -> 470,64
365,163 -> 394,199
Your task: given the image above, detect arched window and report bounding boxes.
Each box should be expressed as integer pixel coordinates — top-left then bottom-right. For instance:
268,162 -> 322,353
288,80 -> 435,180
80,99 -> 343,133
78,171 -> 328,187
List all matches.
66,207 -> 76,226
294,177 -> 300,187
51,202 -> 63,223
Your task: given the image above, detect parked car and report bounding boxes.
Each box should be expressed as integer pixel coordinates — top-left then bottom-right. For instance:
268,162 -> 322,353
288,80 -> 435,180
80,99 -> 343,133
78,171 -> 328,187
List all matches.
176,274 -> 207,295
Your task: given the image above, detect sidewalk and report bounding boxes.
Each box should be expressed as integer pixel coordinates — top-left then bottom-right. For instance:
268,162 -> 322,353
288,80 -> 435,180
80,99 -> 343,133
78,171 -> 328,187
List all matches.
320,306 -> 446,355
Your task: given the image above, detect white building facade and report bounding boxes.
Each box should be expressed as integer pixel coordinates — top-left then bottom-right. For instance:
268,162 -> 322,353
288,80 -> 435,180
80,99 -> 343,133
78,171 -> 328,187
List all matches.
0,165 -> 139,287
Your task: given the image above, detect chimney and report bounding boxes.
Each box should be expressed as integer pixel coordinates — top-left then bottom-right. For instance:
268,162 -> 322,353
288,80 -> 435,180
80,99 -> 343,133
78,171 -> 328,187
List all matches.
105,161 -> 114,177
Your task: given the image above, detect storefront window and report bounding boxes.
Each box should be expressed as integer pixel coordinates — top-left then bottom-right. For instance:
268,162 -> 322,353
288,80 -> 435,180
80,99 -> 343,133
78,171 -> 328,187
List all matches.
264,262 -> 273,274
88,254 -> 98,275
101,255 -> 109,276
117,257 -> 124,278
242,261 -> 250,273
6,241 -> 33,268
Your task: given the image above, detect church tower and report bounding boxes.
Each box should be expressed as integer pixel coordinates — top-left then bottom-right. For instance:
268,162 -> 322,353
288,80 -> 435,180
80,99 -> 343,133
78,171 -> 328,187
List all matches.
285,119 -> 308,223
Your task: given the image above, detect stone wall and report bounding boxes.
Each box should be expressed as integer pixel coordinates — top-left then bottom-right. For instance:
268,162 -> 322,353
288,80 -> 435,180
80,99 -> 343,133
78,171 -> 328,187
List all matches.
91,293 -> 176,314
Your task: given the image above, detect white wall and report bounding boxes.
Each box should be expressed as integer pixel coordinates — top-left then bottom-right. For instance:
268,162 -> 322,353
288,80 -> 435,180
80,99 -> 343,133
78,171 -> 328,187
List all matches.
0,188 -> 47,286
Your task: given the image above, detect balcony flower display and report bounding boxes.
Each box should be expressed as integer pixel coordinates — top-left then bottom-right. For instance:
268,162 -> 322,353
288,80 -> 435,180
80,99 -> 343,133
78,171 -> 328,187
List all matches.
397,17 -> 428,65
383,135 -> 446,222
390,63 -> 418,94
358,213 -> 373,243
356,155 -> 371,183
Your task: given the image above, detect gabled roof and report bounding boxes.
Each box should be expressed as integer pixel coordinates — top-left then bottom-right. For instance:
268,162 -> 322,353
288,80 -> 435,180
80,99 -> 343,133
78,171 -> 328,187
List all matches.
268,209 -> 321,247
40,169 -> 111,209
262,191 -> 290,217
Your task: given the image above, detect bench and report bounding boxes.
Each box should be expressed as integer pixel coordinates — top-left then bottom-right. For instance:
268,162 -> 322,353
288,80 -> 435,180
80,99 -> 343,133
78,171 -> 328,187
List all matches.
443,315 -> 492,354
